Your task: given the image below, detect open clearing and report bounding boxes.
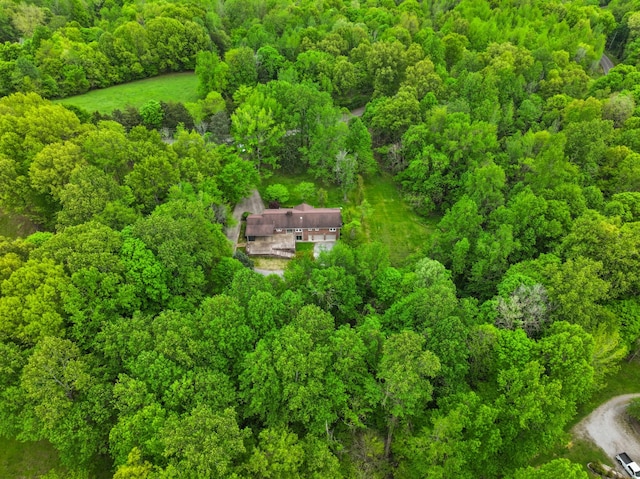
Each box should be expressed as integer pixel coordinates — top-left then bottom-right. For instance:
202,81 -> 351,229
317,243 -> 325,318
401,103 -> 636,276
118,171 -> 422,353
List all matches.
259,172 -> 344,208
0,437 -> 112,478
53,72 -> 199,114
364,173 -> 438,265
0,438 -> 63,478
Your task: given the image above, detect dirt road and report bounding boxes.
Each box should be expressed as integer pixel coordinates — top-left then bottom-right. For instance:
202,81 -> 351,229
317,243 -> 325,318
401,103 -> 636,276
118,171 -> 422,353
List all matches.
573,394 -> 640,472
601,54 -> 615,74
225,189 -> 264,249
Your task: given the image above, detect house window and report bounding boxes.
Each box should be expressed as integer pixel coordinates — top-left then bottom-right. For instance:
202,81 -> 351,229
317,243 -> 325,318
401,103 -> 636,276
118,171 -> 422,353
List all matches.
296,235 -> 303,241
295,228 -> 303,232
286,229 -> 293,233
275,228 -> 282,232
314,228 -> 319,231
329,228 -> 337,232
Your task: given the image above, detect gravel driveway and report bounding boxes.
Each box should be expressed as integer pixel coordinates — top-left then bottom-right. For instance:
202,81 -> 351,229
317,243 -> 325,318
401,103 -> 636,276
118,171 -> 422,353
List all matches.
225,189 -> 264,249
601,54 -> 615,74
573,393 -> 640,472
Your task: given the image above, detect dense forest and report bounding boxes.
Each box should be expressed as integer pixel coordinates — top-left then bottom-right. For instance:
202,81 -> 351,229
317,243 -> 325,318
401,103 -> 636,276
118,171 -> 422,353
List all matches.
1,0 -> 640,477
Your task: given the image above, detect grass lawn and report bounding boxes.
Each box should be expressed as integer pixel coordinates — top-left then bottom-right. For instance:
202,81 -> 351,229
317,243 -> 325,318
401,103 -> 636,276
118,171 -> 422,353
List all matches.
253,257 -> 290,270
296,242 -> 315,253
0,438 -> 64,478
0,210 -> 38,238
259,172 -> 344,208
532,358 -> 640,474
53,72 -> 199,114
0,437 -> 114,479
533,435 -> 612,477
364,173 -> 439,265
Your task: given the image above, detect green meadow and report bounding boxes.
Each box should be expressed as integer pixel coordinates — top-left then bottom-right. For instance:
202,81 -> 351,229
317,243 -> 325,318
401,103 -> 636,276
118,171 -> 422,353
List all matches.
363,173 -> 439,265
54,72 -> 199,114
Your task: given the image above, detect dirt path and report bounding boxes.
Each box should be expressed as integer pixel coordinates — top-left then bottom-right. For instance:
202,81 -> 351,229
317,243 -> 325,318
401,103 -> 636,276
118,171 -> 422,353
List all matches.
350,106 -> 365,117
573,394 -> 640,472
225,189 -> 264,250
341,105 -> 366,123
601,54 -> 615,74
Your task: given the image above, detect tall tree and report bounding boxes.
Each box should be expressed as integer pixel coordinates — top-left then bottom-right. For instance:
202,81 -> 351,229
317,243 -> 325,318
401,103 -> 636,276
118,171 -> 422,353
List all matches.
161,406 -> 249,477
21,336 -> 110,466
231,90 -> 284,172
377,330 -> 440,458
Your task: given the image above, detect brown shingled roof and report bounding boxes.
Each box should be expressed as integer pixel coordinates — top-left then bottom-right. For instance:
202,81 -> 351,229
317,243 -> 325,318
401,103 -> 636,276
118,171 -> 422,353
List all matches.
293,203 -> 315,211
246,204 -> 342,236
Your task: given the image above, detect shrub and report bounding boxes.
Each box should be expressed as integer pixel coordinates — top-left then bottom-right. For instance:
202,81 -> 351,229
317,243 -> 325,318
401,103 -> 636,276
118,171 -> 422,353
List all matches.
140,100 -> 164,128
628,398 -> 640,421
233,250 -> 254,269
161,101 -> 194,130
112,105 -> 143,131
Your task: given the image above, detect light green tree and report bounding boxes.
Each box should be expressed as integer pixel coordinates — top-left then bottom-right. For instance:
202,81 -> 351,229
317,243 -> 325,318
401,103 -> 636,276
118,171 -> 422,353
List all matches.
161,406 -> 249,477
264,184 -> 289,205
334,150 -> 358,201
0,258 -> 70,345
195,50 -> 228,96
29,141 -> 85,201
293,181 -> 315,203
378,330 -> 441,457
140,100 -> 163,129
231,90 -> 284,171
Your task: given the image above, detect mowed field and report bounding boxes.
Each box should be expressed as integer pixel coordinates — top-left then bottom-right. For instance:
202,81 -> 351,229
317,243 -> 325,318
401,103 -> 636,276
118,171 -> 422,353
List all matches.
53,72 -> 199,114
364,173 -> 438,265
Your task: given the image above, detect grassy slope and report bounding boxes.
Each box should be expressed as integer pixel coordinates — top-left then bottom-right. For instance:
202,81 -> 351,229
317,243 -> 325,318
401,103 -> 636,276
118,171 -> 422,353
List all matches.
53,72 -> 199,114
0,437 -> 113,479
363,172 -> 439,265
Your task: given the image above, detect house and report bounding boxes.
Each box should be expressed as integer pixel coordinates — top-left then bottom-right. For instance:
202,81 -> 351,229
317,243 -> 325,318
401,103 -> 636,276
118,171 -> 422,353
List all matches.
245,203 -> 342,243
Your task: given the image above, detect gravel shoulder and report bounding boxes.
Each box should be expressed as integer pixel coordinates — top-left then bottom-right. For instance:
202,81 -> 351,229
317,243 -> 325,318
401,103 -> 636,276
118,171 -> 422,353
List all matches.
573,393 -> 640,472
